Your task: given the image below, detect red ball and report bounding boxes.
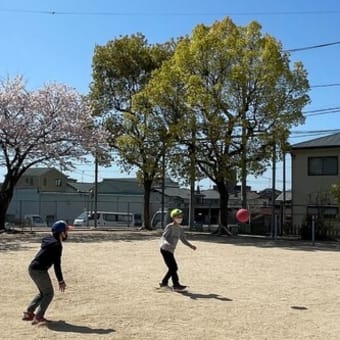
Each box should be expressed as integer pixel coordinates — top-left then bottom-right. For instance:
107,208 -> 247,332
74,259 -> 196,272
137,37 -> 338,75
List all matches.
236,208 -> 249,223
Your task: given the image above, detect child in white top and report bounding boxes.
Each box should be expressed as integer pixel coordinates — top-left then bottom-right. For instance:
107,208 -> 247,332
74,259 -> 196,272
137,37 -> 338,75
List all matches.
159,208 -> 196,290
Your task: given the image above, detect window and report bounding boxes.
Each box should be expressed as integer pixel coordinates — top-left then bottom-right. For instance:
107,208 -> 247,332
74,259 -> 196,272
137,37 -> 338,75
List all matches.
102,213 -> 133,223
103,213 -> 117,222
308,156 -> 338,176
24,177 -> 33,185
43,178 -> 47,186
55,179 -> 62,187
117,214 -> 133,223
33,216 -> 44,223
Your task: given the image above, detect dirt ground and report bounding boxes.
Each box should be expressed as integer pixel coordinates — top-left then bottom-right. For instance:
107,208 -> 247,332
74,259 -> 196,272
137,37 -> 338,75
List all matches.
1,229 -> 340,340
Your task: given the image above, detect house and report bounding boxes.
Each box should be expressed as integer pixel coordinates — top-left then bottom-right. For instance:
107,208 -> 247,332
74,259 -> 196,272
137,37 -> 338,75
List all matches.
16,168 -> 69,192
290,132 -> 340,230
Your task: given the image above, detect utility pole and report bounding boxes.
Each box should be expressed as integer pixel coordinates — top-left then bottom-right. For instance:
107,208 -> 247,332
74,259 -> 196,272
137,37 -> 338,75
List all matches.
189,177 -> 195,230
161,142 -> 166,229
282,150 -> 286,233
271,143 -> 277,239
188,129 -> 196,230
241,115 -> 247,209
94,152 -> 98,228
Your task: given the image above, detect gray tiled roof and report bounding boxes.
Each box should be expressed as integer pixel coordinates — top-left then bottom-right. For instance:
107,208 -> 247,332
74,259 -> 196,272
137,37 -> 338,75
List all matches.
67,182 -> 94,193
291,132 -> 340,149
153,187 -> 190,199
200,189 -> 219,199
161,187 -> 190,200
98,178 -> 144,195
22,167 -> 57,176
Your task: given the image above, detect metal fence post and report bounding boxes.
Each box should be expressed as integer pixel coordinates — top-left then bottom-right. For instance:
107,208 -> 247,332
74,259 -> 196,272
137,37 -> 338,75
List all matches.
312,215 -> 315,246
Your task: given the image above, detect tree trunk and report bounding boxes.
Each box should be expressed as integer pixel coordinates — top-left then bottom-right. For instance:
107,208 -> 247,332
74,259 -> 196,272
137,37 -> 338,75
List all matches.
143,178 -> 153,230
214,180 -> 232,236
0,169 -> 22,230
0,187 -> 14,231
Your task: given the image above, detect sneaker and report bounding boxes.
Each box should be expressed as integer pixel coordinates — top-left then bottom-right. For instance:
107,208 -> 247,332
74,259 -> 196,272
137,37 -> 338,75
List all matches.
159,282 -> 168,288
31,315 -> 50,325
173,284 -> 187,291
22,311 -> 35,321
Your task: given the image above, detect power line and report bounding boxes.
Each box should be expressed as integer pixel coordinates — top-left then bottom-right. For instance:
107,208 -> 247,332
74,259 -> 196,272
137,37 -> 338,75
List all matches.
311,83 -> 340,88
2,7 -> 340,55
291,129 -> 340,134
303,107 -> 340,117
284,41 -> 340,52
304,106 -> 340,114
1,8 -> 340,17
289,130 -> 340,141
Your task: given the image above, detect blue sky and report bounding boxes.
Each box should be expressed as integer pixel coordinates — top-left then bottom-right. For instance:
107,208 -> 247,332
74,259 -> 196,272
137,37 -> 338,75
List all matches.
1,0 -> 340,191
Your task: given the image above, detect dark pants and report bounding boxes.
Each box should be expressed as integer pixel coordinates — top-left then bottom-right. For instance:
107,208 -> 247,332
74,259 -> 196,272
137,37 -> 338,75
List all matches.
160,248 -> 179,286
27,266 -> 54,318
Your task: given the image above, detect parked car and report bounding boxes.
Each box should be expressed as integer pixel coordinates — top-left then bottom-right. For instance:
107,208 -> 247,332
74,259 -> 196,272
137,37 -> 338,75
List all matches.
73,211 -> 135,228
24,214 -> 47,228
151,209 -> 171,229
150,208 -> 189,229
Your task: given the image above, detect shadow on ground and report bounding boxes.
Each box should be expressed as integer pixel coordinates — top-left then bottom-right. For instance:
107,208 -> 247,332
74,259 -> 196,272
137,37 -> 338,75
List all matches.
189,232 -> 340,252
1,229 -> 340,252
291,305 -> 308,310
47,320 -> 115,334
0,229 -> 160,251
176,291 -> 232,301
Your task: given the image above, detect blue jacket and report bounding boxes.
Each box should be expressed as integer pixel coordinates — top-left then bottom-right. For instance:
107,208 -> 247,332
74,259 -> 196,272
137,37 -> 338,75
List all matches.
29,235 -> 63,282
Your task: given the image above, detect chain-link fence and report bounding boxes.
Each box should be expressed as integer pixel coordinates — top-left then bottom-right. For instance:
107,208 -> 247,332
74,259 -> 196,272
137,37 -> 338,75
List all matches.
6,195 -> 340,240
6,196 -> 163,228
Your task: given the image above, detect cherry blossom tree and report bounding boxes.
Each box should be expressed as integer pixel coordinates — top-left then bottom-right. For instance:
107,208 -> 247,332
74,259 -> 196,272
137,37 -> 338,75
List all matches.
0,76 -> 108,230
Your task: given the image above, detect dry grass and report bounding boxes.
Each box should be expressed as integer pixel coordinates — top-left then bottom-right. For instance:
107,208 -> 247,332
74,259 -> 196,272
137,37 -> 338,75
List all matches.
1,229 -> 340,339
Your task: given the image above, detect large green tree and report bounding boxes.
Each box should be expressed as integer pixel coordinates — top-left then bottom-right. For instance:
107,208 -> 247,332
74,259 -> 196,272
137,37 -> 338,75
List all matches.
136,18 -> 310,233
90,33 -> 175,229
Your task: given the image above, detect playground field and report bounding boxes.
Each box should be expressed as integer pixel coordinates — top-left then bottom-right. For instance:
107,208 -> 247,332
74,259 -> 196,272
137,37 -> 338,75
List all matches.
1,229 -> 340,339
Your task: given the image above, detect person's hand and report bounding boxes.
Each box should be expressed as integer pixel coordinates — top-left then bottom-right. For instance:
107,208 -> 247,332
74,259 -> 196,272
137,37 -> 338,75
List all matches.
59,281 -> 66,292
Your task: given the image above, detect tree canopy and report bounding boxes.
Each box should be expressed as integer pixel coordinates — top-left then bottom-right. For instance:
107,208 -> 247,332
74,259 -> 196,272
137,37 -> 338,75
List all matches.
90,33 -> 176,229
135,17 -> 310,230
89,18 -> 310,232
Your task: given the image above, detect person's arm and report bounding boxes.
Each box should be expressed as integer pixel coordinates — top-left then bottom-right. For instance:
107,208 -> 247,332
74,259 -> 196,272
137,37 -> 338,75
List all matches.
180,230 -> 197,250
53,245 -> 66,292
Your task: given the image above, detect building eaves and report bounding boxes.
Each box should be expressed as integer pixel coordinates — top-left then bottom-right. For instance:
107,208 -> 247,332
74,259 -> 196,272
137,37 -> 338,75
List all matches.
98,178 -> 144,195
153,187 -> 190,199
291,132 -> 340,150
22,167 -> 56,176
67,182 -> 94,193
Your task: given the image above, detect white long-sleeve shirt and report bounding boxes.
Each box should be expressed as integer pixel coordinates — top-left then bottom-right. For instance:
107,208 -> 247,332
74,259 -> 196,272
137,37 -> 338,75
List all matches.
160,223 -> 192,253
